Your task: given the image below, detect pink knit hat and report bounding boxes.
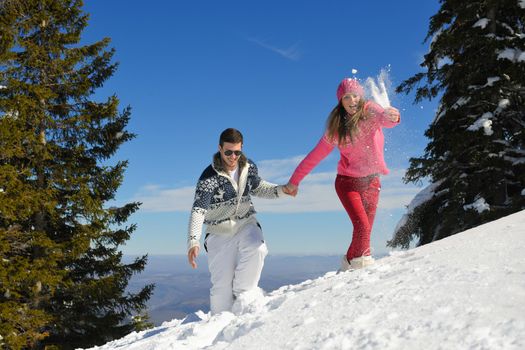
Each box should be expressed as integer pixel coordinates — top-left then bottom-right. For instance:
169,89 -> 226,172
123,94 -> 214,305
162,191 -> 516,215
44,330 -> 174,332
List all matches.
336,78 -> 364,101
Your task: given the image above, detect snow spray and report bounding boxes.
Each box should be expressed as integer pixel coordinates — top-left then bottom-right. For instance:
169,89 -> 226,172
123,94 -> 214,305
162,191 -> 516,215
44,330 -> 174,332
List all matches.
365,67 -> 392,108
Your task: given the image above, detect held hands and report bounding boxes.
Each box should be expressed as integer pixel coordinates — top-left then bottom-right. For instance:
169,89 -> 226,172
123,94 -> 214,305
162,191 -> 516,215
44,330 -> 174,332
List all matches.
189,183 -> 298,269
282,182 -> 298,197
385,107 -> 400,123
187,246 -> 200,269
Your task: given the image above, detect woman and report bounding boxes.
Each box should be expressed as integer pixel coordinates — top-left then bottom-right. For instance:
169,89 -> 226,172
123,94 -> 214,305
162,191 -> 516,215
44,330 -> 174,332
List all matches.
284,78 -> 400,271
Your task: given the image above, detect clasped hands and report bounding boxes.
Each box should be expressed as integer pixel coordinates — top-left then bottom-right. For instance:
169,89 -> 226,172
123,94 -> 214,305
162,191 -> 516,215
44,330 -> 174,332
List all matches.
282,182 -> 298,197
188,182 -> 298,269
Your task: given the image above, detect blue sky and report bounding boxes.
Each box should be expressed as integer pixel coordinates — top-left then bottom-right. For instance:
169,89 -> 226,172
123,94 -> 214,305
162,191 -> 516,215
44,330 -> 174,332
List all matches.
81,1 -> 441,257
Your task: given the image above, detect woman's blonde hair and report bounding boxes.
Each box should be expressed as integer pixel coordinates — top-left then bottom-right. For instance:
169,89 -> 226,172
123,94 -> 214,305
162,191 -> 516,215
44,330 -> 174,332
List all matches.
326,99 -> 366,146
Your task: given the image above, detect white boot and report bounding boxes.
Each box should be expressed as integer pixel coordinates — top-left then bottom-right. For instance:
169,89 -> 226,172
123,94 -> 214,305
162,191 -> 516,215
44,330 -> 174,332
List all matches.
338,255 -> 352,273
350,255 -> 375,269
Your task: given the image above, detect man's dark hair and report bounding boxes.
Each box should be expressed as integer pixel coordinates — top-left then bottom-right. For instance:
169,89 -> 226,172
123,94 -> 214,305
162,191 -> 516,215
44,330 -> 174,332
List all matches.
219,128 -> 243,146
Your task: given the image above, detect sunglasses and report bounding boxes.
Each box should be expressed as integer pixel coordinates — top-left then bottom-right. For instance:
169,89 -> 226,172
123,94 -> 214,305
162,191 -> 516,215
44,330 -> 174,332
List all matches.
223,150 -> 242,156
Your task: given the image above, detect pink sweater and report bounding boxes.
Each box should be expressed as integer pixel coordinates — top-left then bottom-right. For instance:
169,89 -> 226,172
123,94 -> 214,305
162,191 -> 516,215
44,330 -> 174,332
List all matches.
289,101 -> 400,186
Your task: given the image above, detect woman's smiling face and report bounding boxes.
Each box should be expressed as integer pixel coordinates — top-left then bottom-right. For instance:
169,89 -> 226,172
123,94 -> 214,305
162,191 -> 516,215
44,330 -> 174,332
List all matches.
341,93 -> 362,115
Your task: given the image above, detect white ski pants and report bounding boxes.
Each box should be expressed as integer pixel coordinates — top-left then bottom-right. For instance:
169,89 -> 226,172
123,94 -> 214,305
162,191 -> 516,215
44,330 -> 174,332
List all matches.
206,222 -> 268,314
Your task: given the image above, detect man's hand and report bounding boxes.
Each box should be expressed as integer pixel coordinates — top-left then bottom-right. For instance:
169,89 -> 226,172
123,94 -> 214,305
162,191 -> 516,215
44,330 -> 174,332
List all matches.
282,182 -> 298,197
188,246 -> 200,269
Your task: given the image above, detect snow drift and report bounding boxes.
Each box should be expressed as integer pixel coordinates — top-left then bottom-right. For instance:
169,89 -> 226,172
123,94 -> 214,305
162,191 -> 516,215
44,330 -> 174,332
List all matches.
86,210 -> 525,350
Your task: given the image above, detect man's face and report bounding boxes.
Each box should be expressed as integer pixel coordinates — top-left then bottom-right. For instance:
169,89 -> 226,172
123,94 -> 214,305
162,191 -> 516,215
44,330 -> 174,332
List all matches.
219,142 -> 242,170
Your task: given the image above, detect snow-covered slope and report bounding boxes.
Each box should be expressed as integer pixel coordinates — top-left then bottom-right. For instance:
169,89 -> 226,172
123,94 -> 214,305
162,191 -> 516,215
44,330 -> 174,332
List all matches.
87,210 -> 525,350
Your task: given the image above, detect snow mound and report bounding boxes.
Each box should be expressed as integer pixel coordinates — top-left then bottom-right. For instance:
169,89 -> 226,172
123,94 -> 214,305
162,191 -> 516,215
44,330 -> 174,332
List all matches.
85,210 -> 525,350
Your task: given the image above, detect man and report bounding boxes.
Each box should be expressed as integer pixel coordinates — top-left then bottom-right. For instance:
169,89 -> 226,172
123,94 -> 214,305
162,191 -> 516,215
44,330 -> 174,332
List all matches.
187,128 -> 289,314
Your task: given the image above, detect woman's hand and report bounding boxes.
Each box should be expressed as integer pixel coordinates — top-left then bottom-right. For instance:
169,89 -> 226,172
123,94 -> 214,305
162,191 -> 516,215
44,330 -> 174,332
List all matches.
385,107 -> 400,123
283,182 -> 298,197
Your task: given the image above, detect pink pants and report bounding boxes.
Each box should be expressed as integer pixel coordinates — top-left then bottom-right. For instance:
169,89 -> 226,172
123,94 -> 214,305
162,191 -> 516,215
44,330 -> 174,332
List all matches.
335,174 -> 381,261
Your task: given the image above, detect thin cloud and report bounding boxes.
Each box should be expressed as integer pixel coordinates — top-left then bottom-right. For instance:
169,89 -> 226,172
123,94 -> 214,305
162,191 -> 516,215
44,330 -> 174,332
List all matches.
257,155 -> 304,182
130,155 -> 421,214
132,156 -> 304,213
133,185 -> 195,213
254,171 -> 421,213
248,37 -> 302,61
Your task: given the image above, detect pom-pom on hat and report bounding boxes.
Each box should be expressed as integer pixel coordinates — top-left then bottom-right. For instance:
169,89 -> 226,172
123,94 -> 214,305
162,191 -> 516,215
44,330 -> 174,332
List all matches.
336,78 -> 364,101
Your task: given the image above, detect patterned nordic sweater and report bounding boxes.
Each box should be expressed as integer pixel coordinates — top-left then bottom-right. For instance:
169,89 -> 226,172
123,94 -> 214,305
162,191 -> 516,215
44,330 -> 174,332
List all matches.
187,152 -> 284,250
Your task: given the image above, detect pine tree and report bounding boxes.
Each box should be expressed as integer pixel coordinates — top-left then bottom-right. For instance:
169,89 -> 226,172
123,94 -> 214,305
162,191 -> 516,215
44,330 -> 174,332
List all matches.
0,1 -> 153,348
388,0 -> 525,249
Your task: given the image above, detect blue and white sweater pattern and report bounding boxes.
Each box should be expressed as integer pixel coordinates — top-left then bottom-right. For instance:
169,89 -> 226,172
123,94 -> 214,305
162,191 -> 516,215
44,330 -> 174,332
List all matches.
187,153 -> 283,250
